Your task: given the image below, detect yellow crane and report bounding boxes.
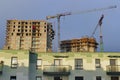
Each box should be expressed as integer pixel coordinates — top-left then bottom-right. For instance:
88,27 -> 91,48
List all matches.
46,5 -> 116,52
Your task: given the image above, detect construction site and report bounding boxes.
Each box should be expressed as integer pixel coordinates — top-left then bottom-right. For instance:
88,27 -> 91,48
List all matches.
3,5 -> 117,53
46,5 -> 116,52
60,36 -> 98,52
3,20 -> 55,52
0,0 -> 120,80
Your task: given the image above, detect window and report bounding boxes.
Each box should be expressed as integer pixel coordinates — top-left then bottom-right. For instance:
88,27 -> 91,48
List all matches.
111,77 -> 119,80
109,59 -> 117,71
18,26 -> 20,28
95,59 -> 101,68
0,61 -> 4,72
75,59 -> 83,70
26,33 -> 28,36
36,76 -> 42,80
29,30 -> 31,32
110,59 -> 116,65
54,59 -> 61,66
16,33 -> 20,36
54,76 -> 61,80
29,33 -> 31,36
10,76 -> 16,80
13,29 -> 15,32
96,76 -> 101,80
11,33 -> 13,36
21,22 -> 24,24
18,29 -> 20,32
25,30 -> 27,32
11,57 -> 18,68
36,59 -> 42,69
75,76 -> 84,80
44,30 -> 46,32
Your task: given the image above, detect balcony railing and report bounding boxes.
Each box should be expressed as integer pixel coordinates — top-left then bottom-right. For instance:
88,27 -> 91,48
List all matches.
43,65 -> 71,76
106,65 -> 120,75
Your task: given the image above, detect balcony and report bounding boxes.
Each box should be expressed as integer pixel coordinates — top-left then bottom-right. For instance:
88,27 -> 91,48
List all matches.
106,65 -> 120,75
43,65 -> 71,76
0,61 -> 3,74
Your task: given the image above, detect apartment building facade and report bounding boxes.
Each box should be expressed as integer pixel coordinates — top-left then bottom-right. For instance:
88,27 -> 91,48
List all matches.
0,50 -> 120,80
3,20 -> 55,52
0,50 -> 29,80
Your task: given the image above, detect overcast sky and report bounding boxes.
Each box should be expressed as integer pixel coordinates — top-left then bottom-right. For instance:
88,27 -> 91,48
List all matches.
0,0 -> 120,52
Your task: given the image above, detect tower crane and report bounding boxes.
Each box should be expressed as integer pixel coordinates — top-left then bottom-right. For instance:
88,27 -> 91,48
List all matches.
46,5 -> 116,52
91,14 -> 104,52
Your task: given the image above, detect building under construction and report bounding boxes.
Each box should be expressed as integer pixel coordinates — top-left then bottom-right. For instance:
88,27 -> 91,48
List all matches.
60,36 -> 98,52
3,20 -> 55,52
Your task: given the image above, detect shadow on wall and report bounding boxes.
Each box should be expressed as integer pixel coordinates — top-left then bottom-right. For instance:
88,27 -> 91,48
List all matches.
0,63 -> 29,80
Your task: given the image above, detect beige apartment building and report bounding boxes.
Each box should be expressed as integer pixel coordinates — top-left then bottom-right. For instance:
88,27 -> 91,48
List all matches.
3,20 -> 55,52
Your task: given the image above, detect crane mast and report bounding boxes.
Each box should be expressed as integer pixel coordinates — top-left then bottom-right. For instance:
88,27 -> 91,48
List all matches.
46,5 -> 116,52
99,15 -> 104,52
46,12 -> 71,52
91,14 -> 104,52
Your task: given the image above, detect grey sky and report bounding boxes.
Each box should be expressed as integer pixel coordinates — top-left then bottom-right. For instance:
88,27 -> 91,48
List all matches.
0,0 -> 120,52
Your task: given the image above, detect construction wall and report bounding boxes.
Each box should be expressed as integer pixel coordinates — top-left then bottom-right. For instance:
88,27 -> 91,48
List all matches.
60,37 -> 98,52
